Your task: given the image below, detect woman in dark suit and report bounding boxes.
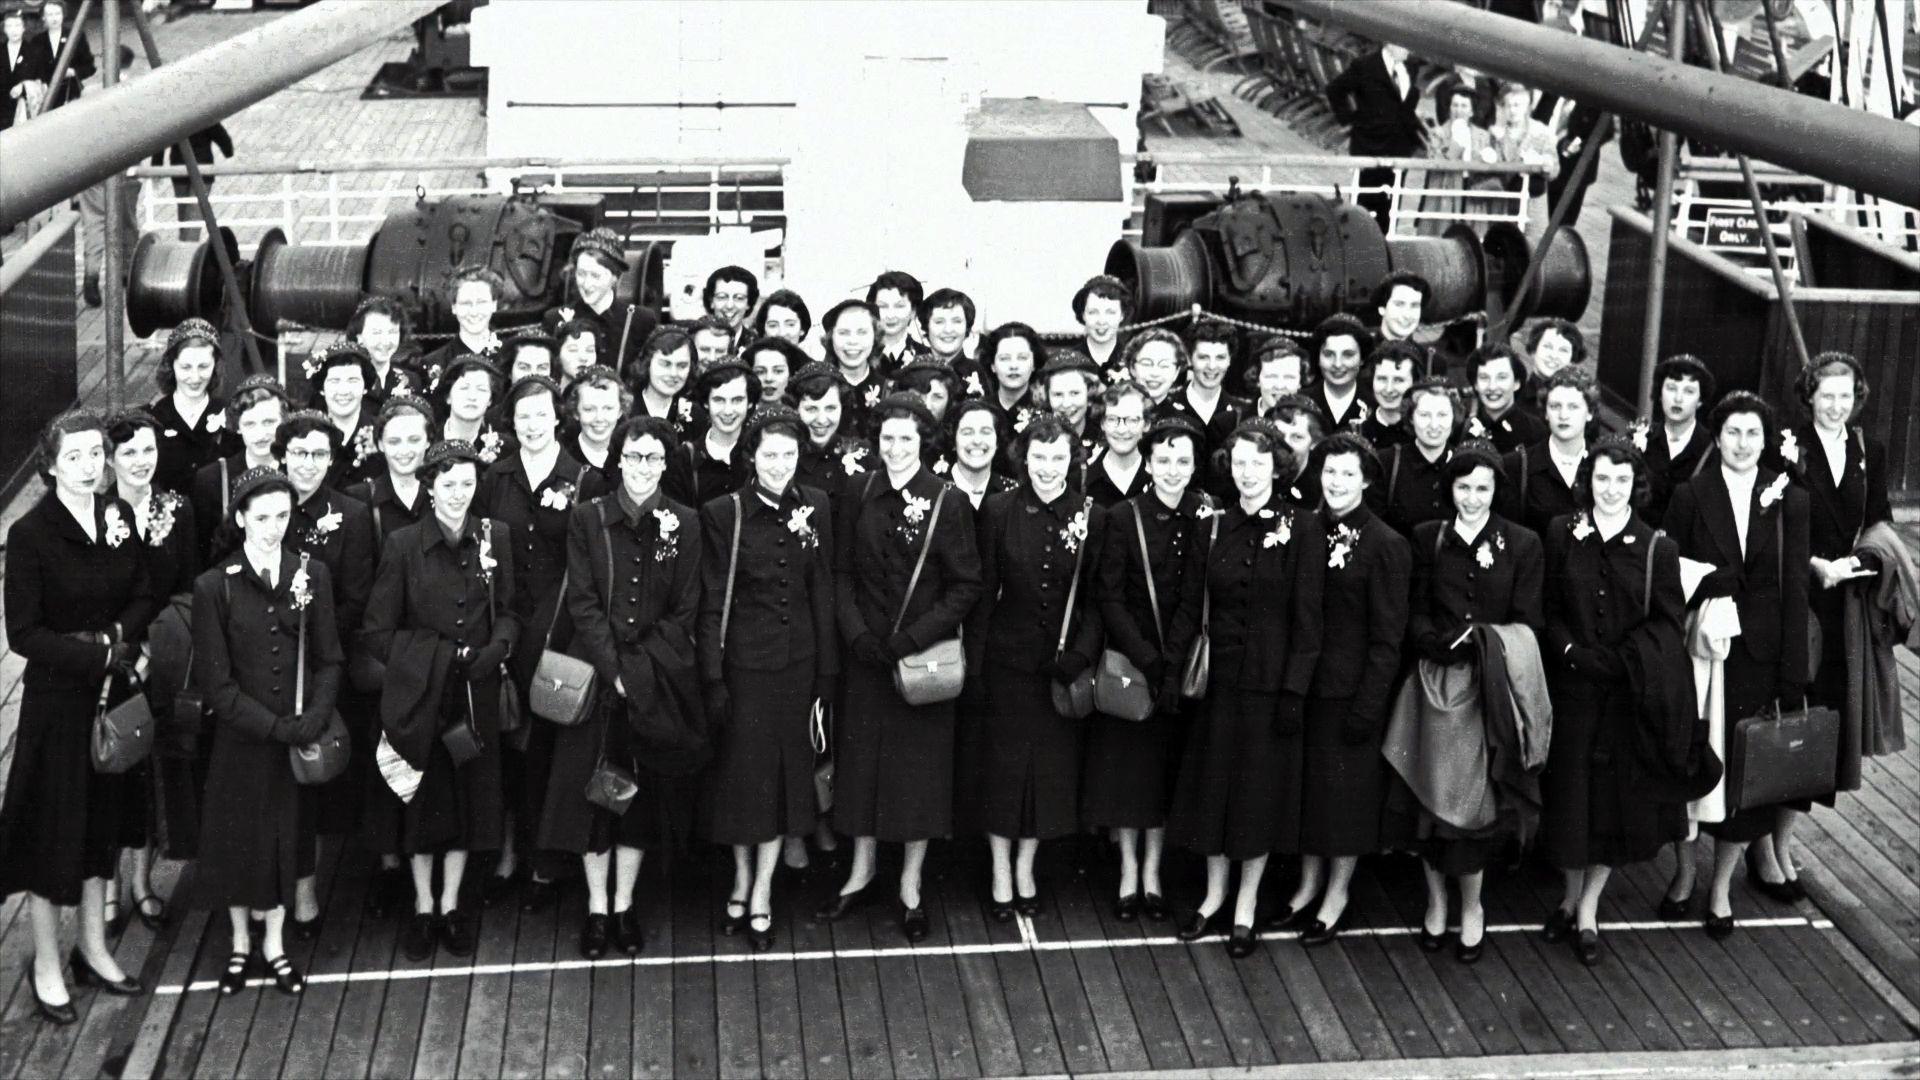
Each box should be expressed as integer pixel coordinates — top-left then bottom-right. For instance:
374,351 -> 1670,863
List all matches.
1372,380 -> 1464,536
189,375 -> 288,568
346,296 -> 429,405
104,409 -> 200,933
542,417 -> 703,958
626,327 -> 700,440
541,226 -> 658,376
946,399 -> 1019,510
1086,382 -> 1152,509
1499,368 -> 1597,535
343,393 -> 437,918
434,356 -> 509,465
191,468 -> 343,996
475,375 -> 606,910
1637,355 -> 1716,526
307,344 -> 383,491
699,406 -> 838,952
966,415 -> 1102,919
1778,352 -> 1892,893
1395,441 -> 1545,962
1541,438 -> 1691,965
1659,392 -> 1809,936
674,360 -> 757,506
1085,416 -> 1209,922
360,441 -> 520,963
1,410 -> 158,1023
564,366 -> 629,489
149,319 -> 238,501
819,395 -> 983,942
1165,420 -> 1326,957
1278,432 -> 1410,945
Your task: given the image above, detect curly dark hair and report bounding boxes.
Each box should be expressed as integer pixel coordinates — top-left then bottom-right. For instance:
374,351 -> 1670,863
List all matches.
1009,413 -> 1087,487
1708,390 -> 1775,447
754,289 -> 813,340
1214,420 -> 1299,485
1316,430 -> 1384,485
1651,354 -> 1716,413
272,410 -> 344,463
1574,438 -> 1652,510
35,408 -> 109,484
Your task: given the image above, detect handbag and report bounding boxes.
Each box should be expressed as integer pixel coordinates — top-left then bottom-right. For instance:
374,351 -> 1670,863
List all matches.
1094,503 -> 1161,722
584,697 -> 639,814
1179,505 -> 1219,700
442,681 -> 484,767
1049,497 -> 1097,719
288,553 -> 351,785
809,699 -> 833,812
1727,698 -> 1840,811
92,671 -> 154,774
888,486 -> 967,706
528,572 -> 596,727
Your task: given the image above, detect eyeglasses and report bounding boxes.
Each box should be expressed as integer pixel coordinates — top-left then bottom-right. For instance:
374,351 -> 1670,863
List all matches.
1103,415 -> 1145,428
621,452 -> 667,468
284,448 -> 333,463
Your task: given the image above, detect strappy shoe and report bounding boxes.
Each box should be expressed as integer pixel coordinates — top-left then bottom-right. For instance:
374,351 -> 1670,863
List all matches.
720,900 -> 748,936
70,949 -> 140,995
264,953 -> 305,995
104,893 -> 125,935
218,951 -> 252,996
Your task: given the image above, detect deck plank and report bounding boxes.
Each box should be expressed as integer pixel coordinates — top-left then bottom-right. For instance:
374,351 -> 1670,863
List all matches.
1369,859 -> 1529,1056
281,847 -> 370,1079
784,878 -> 850,1080
1347,868 -> 1481,1057
586,949 -> 634,1079
826,894 -> 894,1079
153,906 -> 229,1079
712,875 -> 765,1080
669,860 -> 720,1079
120,900 -> 213,1080
1081,872 -> 1205,1070
630,871 -> 676,1080
544,899 -> 593,1080
1499,866 -> 1644,1054
1615,860 -> 1791,1047
909,882 -> 986,1079
499,877 -> 558,1079
750,897 -> 807,1079
456,883 -> 524,1079
935,871 -> 1024,1079
1021,873 -> 1114,1075
1051,871 -> 1154,1073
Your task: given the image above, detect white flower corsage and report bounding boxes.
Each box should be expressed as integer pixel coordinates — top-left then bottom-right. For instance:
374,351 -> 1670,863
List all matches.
1328,522 -> 1360,568
204,410 -> 225,433
305,504 -> 343,546
1622,533 -> 1636,545
163,428 -> 179,439
653,507 -> 680,561
1262,513 -> 1293,549
1353,399 -> 1370,426
1060,507 -> 1089,553
1476,540 -> 1496,569
1467,414 -> 1489,438
556,306 -> 575,324
1629,417 -> 1649,452
899,493 -> 932,543
932,457 -> 951,475
1777,429 -> 1799,465
289,555 -> 314,610
841,444 -> 868,476
353,425 -> 378,466
788,505 -> 819,549
1758,473 -> 1789,509
540,481 -> 575,511
476,429 -> 504,464
964,371 -> 985,397
863,383 -> 883,408
148,492 -> 182,547
477,520 -> 498,584
676,398 -> 694,423
102,505 -> 130,548
1571,512 -> 1595,542
301,354 -> 323,380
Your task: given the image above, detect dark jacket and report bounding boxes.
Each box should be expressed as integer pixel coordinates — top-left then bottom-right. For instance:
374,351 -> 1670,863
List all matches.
1662,466 -> 1810,687
1309,504 -> 1411,731
131,488 -> 201,600
1098,490 -> 1211,684
797,434 -> 872,509
542,299 -> 658,379
149,393 -> 237,502
4,494 -> 160,694
1407,514 -> 1546,661
1499,440 -> 1585,536
1639,421 -> 1714,527
967,487 -> 1103,676
345,472 -> 427,552
1785,423 -> 1890,560
30,26 -> 93,109
476,449 -> 606,644
836,468 -> 983,658
360,515 -> 522,683
324,413 -> 383,491
1,35 -> 47,129
698,483 -> 838,680
1371,442 -> 1454,537
1167,492 -> 1326,695
190,549 -> 343,745
1467,402 -> 1548,455
287,488 -> 377,637
149,122 -> 234,167
189,451 -> 257,567
1326,50 -> 1425,157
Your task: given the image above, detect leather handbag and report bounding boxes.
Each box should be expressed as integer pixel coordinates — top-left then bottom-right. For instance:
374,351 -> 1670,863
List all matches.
890,486 -> 967,706
1727,698 -> 1840,811
1180,506 -> 1219,700
442,681 -> 484,767
1094,503 -> 1162,723
92,672 -> 154,774
1049,497 -> 1097,720
584,698 -> 638,814
528,571 -> 596,727
163,687 -> 208,758
288,556 -> 351,786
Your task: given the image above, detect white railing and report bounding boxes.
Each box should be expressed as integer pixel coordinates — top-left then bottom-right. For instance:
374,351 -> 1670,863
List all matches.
129,156 -> 788,252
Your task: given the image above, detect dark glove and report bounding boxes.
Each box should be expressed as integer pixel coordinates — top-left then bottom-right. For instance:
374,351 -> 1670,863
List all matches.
884,632 -> 917,662
1852,551 -> 1883,574
1272,692 -> 1306,737
812,674 -> 839,705
106,641 -> 138,677
269,713 -> 309,745
852,634 -> 891,668
1143,658 -> 1168,688
293,710 -> 330,743
1339,711 -> 1375,746
1045,653 -> 1090,683
704,682 -> 732,724
465,641 -> 507,680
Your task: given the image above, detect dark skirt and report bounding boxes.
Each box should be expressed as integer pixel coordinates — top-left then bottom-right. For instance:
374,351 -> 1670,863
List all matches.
702,658 -> 818,846
1081,708 -> 1183,831
832,659 -> 954,842
313,693 -> 376,837
0,683 -> 125,904
1540,674 -> 1687,869
1704,652 -> 1796,843
1167,685 -> 1293,860
540,692 -> 695,856
194,733 -> 316,910
1299,695 -> 1387,857
973,663 -> 1083,840
386,673 -> 505,855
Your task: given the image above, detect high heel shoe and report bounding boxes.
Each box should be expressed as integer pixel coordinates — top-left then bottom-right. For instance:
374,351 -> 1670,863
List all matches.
1256,904 -> 1312,933
134,894 -> 169,932
1745,847 -> 1798,905
1142,892 -> 1169,921
70,949 -> 141,995
1455,918 -> 1486,964
748,913 -> 775,952
1114,891 -> 1141,922
900,903 -> 930,943
815,884 -> 874,922
720,900 -> 748,937
1418,926 -> 1450,953
1225,924 -> 1258,959
290,912 -> 323,942
1704,910 -> 1736,940
579,914 -> 611,960
1174,909 -> 1218,942
217,951 -> 252,996
264,953 -> 305,995
1014,890 -> 1042,917
1574,929 -> 1602,967
1656,891 -> 1694,921
32,976 -> 77,1025
986,895 -> 1015,924
1299,908 -> 1351,947
1541,907 -> 1576,943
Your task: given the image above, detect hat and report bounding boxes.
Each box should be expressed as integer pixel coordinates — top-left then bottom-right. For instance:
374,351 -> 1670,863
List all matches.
421,439 -> 483,474
1038,351 -> 1100,380
231,373 -> 286,399
504,373 -> 563,409
893,356 -> 960,388
303,340 -> 375,385
1232,417 -> 1287,445
872,391 -> 936,431
788,360 -> 846,388
571,228 -> 628,274
437,354 -> 504,394
1143,414 -> 1205,447
743,402 -> 804,442
1071,274 -> 1129,319
502,328 -> 558,356
229,464 -> 292,506
165,318 -> 220,354
1451,438 -> 1504,476
379,392 -> 435,420
693,358 -> 753,395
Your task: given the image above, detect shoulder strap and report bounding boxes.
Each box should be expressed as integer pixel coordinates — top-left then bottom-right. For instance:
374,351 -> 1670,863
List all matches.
1432,522 -> 1445,562
1199,500 -> 1219,633
1775,506 -> 1783,585
1055,497 -> 1093,656
719,493 -> 743,652
1517,444 -> 1530,510
615,304 -> 638,369
1643,529 -> 1663,619
540,569 -> 569,651
1387,446 -> 1403,505
480,518 -> 496,620
295,552 -> 310,711
370,502 -> 385,545
600,513 -> 615,609
893,485 -> 947,634
219,457 -> 230,517
1133,500 -> 1165,652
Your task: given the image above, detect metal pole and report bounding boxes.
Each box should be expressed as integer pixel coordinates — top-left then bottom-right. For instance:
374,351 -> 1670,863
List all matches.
101,0 -> 125,410
1691,0 -> 1811,372
0,0 -> 442,229
1283,0 -> 1919,207
125,0 -> 266,376
1757,0 -> 1794,89
28,0 -> 93,119
1637,0 -> 1685,418
1487,110 -> 1615,342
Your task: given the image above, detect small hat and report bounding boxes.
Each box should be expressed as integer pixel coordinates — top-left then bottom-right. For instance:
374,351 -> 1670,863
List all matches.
872,391 -> 936,431
421,439 -> 483,473
743,402 -> 804,442
229,464 -> 292,505
165,318 -> 220,353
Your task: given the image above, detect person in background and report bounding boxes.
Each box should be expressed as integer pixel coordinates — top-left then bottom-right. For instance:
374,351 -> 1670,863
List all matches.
75,45 -> 138,306
1465,344 -> 1547,454
553,318 -> 607,393
307,343 -> 382,491
1308,314 -> 1373,433
503,329 -> 558,384
564,366 -> 629,490
920,287 -> 979,378
822,300 -> 887,435
625,326 -> 700,439
1499,367 -> 1597,536
1636,354 -> 1716,526
688,316 -> 735,371
1085,416 -> 1209,923
753,290 -> 814,355
348,297 -> 429,404
189,374 -> 288,567
149,318 -> 237,498
2,6 -> 46,132
1124,328 -> 1187,421
149,119 -> 233,241
433,354 -> 508,464
699,406 -> 838,953
1087,382 -> 1153,509
1326,42 -> 1424,233
978,321 -> 1048,445
1419,78 -> 1497,239
191,467 -> 340,998
1523,318 -> 1584,385
1036,353 -> 1102,467
1184,322 -> 1255,460
674,360 -> 757,506
788,363 -> 869,499
868,271 -> 929,371
703,265 -> 759,350
1372,380 -> 1466,536
542,228 -> 657,377
895,356 -> 964,433
1361,341 -> 1420,453
745,336 -> 806,406
1488,80 -> 1561,239
2,409 -> 158,1025
1267,394 -> 1329,507
1249,339 -> 1311,419
1072,275 -> 1132,383
1371,272 -> 1444,379
945,398 -> 1019,511
33,2 -> 93,111
417,267 -> 506,385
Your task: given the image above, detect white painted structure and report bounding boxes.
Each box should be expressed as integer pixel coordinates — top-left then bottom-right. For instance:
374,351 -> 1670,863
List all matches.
469,0 -> 1164,332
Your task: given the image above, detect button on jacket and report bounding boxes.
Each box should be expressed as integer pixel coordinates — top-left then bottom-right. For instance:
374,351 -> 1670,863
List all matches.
1407,514 -> 1546,658
967,486 -> 1103,676
1098,490 -> 1209,678
563,492 -> 700,691
361,515 -> 521,663
1641,423 -> 1713,527
1467,403 -> 1548,455
191,549 -> 344,745
837,469 -> 983,657
1372,443 -> 1454,537
1168,493 -> 1325,695
698,483 -> 838,681
477,450 -> 606,645
1308,504 -> 1411,717
1661,466 -> 1809,675
288,488 -> 377,636
149,393 -> 237,500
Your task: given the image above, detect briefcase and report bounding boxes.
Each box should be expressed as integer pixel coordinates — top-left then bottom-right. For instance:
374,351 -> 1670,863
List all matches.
1727,699 -> 1840,811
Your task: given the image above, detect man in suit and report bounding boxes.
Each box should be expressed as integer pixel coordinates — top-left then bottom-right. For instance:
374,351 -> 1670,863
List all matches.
1325,43 -> 1425,234
31,1 -> 94,111
2,4 -> 47,131
152,121 -> 235,240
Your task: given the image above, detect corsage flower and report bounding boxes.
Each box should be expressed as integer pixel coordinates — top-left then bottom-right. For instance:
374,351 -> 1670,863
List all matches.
1758,473 -> 1789,509
676,398 -> 695,423
1476,540 -> 1496,569
147,492 -> 182,547
653,508 -> 680,561
932,456 -> 951,475
476,429 -> 504,464
1328,522 -> 1360,568
863,383 -> 883,408
1777,428 -> 1800,465
1629,417 -> 1650,452
540,481 -> 575,511
1262,513 -> 1293,549
289,557 -> 314,610
964,371 -> 985,398
1353,399 -> 1370,426
1467,414 -> 1489,438
353,425 -> 378,465
788,505 -> 819,549
102,505 -> 131,548
305,504 -> 343,546
476,523 -> 498,584
899,493 -> 932,543
1570,512 -> 1595,542
841,444 -> 868,476
1061,507 -> 1089,553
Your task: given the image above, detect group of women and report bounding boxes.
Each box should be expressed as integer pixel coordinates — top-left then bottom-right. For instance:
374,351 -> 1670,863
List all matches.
2,239 -> 1902,1023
